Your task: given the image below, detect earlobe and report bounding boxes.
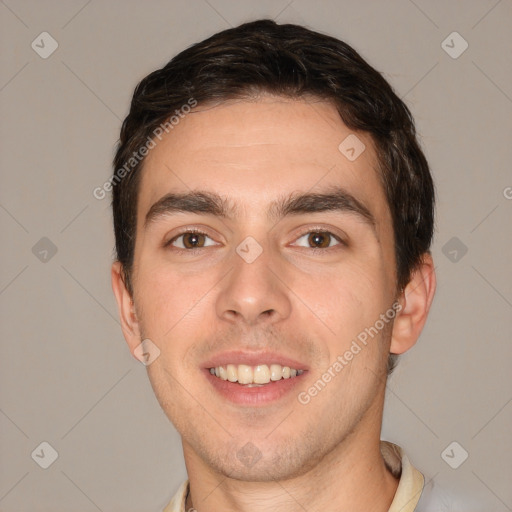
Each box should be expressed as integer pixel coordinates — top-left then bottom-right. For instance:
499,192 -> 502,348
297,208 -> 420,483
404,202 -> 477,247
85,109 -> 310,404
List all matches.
390,253 -> 436,355
111,261 -> 141,353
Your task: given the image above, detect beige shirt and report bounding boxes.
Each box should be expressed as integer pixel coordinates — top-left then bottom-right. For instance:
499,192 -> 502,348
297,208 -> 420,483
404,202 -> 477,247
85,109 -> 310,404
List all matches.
162,441 -> 439,512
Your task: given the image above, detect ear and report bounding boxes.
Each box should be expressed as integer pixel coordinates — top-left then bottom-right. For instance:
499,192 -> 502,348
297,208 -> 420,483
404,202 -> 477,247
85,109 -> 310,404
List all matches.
390,253 -> 436,355
111,261 -> 142,354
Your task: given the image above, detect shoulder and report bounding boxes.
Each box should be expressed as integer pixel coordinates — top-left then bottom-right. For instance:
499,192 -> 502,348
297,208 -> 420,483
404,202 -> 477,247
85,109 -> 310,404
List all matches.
416,475 -> 498,512
162,480 -> 189,512
415,477 -> 457,511
381,441 -> 469,512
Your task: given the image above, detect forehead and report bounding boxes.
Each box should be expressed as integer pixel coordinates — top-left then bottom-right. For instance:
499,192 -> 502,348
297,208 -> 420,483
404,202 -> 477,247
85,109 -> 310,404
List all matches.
137,96 -> 389,227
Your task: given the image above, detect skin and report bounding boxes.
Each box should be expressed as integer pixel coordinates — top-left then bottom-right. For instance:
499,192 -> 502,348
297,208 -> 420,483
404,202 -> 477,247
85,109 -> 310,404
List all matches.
112,95 -> 436,512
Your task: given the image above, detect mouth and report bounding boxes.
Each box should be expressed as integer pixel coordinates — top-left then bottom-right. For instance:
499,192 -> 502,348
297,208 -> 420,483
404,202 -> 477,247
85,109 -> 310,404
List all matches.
209,364 -> 304,386
203,352 -> 308,405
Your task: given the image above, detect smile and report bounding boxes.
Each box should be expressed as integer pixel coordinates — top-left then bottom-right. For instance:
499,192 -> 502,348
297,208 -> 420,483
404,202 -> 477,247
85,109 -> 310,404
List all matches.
209,364 -> 304,385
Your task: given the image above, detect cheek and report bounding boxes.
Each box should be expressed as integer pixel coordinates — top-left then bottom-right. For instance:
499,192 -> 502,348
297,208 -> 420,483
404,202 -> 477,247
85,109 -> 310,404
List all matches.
134,261 -> 214,349
305,252 -> 391,347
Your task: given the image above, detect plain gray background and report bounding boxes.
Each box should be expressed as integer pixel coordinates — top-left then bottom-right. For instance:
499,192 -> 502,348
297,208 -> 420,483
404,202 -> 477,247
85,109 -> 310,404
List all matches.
1,0 -> 511,510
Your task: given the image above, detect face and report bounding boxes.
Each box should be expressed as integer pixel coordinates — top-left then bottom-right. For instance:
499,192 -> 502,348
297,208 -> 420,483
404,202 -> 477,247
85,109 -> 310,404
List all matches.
121,96 -> 400,481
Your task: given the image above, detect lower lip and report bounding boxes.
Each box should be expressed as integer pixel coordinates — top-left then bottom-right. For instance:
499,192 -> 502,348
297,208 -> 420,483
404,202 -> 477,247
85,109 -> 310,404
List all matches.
204,369 -> 306,406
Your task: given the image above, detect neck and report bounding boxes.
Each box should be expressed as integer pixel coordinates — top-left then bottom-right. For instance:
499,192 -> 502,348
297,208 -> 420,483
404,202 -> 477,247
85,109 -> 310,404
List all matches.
183,395 -> 399,512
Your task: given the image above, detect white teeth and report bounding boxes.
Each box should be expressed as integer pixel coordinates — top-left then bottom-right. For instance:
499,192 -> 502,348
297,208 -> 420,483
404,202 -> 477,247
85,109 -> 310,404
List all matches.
218,366 -> 228,381
270,364 -> 282,381
226,364 -> 237,382
209,363 -> 304,385
253,365 -> 270,384
237,364 -> 253,385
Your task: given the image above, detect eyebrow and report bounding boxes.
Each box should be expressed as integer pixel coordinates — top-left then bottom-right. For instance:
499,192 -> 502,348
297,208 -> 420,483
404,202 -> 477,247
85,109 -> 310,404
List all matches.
144,185 -> 376,233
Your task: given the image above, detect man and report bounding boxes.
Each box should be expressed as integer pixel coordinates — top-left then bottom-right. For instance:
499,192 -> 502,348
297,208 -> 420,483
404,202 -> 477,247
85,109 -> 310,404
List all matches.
111,19 -> 445,511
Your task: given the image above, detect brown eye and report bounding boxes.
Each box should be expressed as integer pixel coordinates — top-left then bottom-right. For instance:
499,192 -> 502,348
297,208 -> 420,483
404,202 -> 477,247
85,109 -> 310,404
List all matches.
292,230 -> 341,250
169,231 -> 216,249
308,232 -> 333,248
182,233 -> 206,248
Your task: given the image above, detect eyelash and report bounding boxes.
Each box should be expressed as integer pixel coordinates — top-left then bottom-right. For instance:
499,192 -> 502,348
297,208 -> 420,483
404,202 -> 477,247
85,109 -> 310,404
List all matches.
163,228 -> 213,251
164,228 -> 345,252
293,229 -> 345,250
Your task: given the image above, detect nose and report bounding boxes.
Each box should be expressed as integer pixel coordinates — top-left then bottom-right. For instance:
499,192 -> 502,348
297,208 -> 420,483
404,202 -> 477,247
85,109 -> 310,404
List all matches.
215,240 -> 292,326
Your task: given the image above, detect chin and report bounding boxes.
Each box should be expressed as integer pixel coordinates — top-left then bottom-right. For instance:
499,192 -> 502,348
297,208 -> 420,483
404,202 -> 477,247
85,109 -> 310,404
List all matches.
194,436 -> 327,482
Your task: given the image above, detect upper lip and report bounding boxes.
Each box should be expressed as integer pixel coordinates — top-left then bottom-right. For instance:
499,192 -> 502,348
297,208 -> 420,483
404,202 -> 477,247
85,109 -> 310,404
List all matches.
202,350 -> 308,370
